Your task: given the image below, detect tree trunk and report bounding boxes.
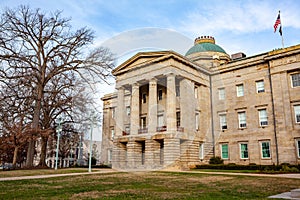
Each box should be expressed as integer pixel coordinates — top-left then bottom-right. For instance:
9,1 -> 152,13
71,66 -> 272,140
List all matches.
38,136 -> 48,167
26,84 -> 43,167
12,146 -> 19,168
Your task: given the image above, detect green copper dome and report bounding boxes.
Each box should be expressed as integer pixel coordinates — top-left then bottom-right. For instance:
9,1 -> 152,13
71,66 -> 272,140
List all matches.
185,36 -> 227,56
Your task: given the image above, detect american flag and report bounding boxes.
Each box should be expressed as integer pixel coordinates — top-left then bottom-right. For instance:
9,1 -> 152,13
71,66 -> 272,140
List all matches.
274,12 -> 281,33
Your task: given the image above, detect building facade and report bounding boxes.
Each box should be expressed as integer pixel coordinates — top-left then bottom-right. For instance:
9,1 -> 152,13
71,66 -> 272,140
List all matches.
101,36 -> 300,170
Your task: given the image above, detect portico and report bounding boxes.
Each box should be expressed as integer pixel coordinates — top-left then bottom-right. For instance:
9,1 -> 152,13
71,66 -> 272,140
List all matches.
102,48 -> 213,170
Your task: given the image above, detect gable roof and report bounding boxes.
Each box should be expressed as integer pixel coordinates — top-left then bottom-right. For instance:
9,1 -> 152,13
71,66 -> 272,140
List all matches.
112,50 -> 210,76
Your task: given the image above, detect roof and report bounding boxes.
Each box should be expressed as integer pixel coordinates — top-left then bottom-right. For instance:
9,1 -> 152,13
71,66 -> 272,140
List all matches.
185,42 -> 227,56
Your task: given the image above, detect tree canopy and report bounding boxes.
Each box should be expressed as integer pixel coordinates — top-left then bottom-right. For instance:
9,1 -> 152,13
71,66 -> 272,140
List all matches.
0,5 -> 114,167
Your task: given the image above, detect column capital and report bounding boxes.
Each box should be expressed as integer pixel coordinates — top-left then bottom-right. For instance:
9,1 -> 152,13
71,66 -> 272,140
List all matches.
132,82 -> 140,88
165,72 -> 176,78
116,85 -> 125,90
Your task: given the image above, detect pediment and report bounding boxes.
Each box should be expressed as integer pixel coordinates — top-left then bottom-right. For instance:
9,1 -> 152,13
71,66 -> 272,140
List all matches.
112,51 -> 170,75
112,50 -> 206,76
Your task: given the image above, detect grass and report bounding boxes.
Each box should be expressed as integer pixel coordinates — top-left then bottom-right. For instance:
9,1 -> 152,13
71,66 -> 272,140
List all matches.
0,170 -> 299,199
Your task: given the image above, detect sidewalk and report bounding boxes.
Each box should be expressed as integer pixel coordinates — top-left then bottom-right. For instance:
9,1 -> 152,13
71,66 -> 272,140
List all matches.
179,170 -> 300,179
0,168 -> 299,181
0,168 -> 116,181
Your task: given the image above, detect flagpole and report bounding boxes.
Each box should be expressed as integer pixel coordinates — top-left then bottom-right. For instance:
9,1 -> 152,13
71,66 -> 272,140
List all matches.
279,10 -> 284,48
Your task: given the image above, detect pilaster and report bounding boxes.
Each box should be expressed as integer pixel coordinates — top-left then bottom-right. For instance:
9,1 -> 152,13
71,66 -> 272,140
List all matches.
116,87 -> 125,136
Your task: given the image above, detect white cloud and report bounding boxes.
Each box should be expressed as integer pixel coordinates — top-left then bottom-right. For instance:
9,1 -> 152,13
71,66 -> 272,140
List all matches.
101,28 -> 193,58
179,0 -> 300,36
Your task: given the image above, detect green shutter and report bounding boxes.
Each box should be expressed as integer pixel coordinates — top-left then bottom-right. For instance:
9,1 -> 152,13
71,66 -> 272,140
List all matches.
222,144 -> 228,159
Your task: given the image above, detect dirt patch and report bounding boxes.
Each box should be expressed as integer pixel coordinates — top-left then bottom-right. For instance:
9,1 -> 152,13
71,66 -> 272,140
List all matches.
72,191 -> 103,199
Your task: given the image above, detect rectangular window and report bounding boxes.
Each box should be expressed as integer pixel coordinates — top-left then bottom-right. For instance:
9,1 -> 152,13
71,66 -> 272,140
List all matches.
219,114 -> 227,130
157,114 -> 164,127
236,84 -> 244,97
261,141 -> 271,158
110,128 -> 114,139
238,111 -> 247,128
199,143 -> 204,159
256,80 -> 265,93
259,109 -> 268,126
221,144 -> 229,159
108,149 -> 112,162
126,106 -> 131,116
142,93 -> 147,103
194,86 -> 198,98
176,84 -> 180,97
218,88 -> 225,100
125,126 -> 130,135
291,73 -> 300,87
296,139 -> 300,158
240,143 -> 248,159
294,105 -> 300,123
141,117 -> 147,128
195,112 -> 200,131
158,89 -> 163,100
176,112 -> 181,127
111,108 -> 115,118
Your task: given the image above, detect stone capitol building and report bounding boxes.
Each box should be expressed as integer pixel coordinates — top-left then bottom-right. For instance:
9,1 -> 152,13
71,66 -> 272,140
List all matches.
101,36 -> 300,170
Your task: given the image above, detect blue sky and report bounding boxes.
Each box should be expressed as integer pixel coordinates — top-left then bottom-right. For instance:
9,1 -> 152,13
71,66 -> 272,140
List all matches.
2,0 -> 300,57
2,0 -> 300,140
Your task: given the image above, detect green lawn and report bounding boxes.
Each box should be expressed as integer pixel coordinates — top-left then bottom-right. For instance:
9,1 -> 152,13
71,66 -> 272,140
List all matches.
0,171 -> 299,199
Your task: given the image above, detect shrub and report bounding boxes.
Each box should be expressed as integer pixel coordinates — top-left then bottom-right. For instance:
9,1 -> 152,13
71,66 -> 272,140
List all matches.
209,156 -> 223,164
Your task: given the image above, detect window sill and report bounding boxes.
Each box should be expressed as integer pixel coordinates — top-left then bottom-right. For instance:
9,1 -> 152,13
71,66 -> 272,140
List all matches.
260,125 -> 268,128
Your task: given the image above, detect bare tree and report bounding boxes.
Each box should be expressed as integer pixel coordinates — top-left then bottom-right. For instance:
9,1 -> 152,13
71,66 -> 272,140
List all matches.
0,5 -> 114,167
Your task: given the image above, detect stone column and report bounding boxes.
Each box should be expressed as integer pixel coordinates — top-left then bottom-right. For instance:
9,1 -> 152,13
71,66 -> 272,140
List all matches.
180,79 -> 195,132
148,78 -> 157,133
164,138 -> 180,166
126,140 -> 136,169
145,139 -> 154,168
116,87 -> 125,136
166,73 -> 177,131
130,83 -> 140,135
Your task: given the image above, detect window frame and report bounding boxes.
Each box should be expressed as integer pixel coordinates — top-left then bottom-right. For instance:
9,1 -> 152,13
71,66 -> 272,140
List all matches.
141,116 -> 147,128
111,107 -> 115,119
221,143 -> 229,159
142,93 -> 147,103
108,149 -> 113,163
199,143 -> 204,159
236,84 -> 244,97
291,72 -> 300,88
176,111 -> 181,127
256,80 -> 265,93
294,105 -> 300,123
110,128 -> 115,139
195,112 -> 200,131
296,139 -> 300,158
157,114 -> 164,127
258,109 -> 268,127
158,89 -> 163,101
194,86 -> 198,98
126,106 -> 131,116
238,111 -> 247,128
260,141 -> 271,159
239,143 -> 249,159
218,88 -> 225,100
219,114 -> 227,130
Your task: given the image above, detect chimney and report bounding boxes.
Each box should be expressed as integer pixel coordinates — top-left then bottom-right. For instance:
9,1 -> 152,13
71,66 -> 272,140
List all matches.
231,52 -> 246,60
